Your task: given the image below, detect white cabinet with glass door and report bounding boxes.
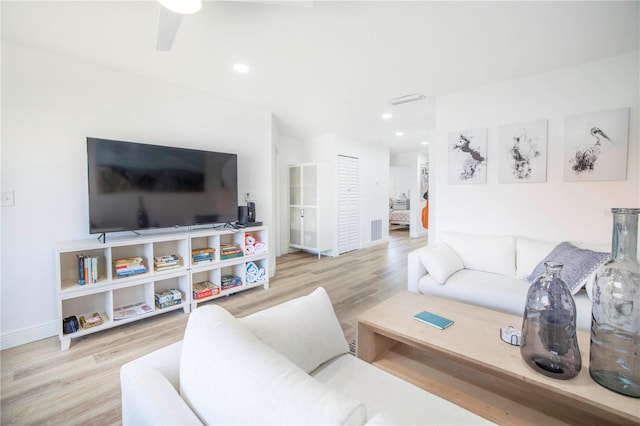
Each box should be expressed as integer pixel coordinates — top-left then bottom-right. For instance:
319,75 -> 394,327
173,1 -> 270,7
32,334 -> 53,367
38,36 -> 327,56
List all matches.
289,163 -> 332,258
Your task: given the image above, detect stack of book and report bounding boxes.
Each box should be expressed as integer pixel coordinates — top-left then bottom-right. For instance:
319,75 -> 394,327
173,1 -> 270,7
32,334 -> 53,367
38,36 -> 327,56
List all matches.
114,257 -> 147,278
191,247 -> 215,265
155,288 -> 182,309
77,254 -> 99,285
220,243 -> 243,260
154,254 -> 181,271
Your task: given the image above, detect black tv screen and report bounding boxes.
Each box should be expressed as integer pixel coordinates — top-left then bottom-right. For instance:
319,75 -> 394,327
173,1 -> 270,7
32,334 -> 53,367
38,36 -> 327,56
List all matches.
87,137 -> 238,234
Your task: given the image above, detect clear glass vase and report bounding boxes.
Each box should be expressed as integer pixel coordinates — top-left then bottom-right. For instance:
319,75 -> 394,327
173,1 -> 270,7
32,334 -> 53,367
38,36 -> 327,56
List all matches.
520,261 -> 582,379
590,207 -> 640,398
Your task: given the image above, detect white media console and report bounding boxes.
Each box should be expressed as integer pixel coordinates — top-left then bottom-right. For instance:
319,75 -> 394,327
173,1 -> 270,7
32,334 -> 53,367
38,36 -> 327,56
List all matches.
55,226 -> 268,350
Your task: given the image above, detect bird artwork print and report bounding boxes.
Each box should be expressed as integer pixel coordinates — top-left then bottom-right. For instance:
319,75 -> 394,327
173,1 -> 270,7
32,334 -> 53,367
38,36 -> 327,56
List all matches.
509,128 -> 542,180
570,126 -> 614,174
453,133 -> 486,180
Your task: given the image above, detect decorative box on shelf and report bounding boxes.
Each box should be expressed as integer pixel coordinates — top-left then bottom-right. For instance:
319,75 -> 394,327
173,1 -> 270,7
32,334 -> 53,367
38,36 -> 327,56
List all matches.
193,280 -> 221,300
155,288 -> 183,309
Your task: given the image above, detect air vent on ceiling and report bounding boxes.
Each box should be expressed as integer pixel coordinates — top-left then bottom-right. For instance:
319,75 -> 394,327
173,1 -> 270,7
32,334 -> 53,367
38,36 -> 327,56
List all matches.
388,93 -> 426,105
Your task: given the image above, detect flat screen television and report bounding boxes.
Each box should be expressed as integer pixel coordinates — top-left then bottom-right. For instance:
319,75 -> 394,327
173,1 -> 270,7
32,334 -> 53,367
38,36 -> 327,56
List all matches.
87,137 -> 238,234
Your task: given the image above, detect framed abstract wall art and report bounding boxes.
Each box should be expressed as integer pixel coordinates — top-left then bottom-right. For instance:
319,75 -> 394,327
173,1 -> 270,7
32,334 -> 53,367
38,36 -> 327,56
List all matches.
499,119 -> 548,183
564,108 -> 629,182
448,128 -> 487,185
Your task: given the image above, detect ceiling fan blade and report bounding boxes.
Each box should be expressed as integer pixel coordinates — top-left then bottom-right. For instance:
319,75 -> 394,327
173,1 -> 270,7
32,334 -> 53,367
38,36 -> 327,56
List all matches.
156,6 -> 183,51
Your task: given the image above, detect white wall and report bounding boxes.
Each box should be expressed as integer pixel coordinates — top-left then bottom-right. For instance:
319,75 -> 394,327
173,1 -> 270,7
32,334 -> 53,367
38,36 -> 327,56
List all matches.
389,166 -> 411,199
1,42 -> 275,349
275,135 -> 304,256
431,52 -> 639,245
297,134 -> 390,252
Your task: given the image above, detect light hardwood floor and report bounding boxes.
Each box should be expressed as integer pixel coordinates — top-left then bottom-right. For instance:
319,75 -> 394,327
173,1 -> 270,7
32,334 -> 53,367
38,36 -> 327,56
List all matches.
1,229 -> 426,425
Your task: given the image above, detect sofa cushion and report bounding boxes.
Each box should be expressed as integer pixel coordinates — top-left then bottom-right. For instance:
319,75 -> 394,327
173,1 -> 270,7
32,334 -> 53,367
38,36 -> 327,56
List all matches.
417,241 -> 464,284
417,269 -> 593,331
180,305 -> 367,425
516,237 -> 557,280
240,287 -> 349,374
526,241 -> 610,294
419,269 -> 530,318
441,232 -> 516,276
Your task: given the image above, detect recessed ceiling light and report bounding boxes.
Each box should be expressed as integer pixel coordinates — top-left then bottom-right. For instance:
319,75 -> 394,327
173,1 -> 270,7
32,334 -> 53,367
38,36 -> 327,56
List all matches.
381,113 -> 392,119
421,141 -> 429,145
158,0 -> 202,14
233,63 -> 250,73
395,131 -> 404,137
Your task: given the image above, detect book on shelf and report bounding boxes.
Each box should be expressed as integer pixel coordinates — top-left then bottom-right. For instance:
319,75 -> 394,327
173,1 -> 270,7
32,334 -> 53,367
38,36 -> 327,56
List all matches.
220,243 -> 242,253
113,301 -> 153,321
79,312 -> 104,329
115,256 -> 144,266
192,247 -> 215,256
154,254 -> 179,264
77,254 -> 99,285
155,298 -> 182,309
155,264 -> 182,271
220,252 -> 244,260
115,267 -> 147,278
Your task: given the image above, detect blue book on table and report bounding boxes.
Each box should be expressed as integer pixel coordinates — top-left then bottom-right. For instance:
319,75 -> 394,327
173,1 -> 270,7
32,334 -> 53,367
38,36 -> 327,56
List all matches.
413,310 -> 454,330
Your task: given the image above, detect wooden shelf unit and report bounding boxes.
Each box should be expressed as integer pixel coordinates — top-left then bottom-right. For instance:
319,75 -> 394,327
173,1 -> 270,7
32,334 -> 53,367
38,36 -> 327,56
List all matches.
56,226 -> 268,350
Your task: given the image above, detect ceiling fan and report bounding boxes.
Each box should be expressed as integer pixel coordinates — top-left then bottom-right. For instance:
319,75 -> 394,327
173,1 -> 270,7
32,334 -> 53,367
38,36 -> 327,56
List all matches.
155,0 -> 201,51
155,0 -> 313,52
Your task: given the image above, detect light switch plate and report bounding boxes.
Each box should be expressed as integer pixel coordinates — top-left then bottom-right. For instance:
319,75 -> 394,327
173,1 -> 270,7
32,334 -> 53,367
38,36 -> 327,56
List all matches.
1,190 -> 15,207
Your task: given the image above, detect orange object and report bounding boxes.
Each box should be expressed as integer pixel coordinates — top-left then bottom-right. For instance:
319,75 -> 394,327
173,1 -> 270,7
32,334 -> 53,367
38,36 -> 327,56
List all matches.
421,200 -> 429,229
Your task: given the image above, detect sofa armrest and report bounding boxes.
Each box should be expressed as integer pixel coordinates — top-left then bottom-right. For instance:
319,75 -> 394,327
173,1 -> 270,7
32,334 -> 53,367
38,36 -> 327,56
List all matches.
120,341 -> 202,426
407,247 -> 429,293
121,366 -> 203,426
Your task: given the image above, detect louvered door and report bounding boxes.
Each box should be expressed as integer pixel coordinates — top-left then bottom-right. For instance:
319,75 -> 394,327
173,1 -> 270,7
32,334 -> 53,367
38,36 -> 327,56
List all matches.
337,155 -> 360,254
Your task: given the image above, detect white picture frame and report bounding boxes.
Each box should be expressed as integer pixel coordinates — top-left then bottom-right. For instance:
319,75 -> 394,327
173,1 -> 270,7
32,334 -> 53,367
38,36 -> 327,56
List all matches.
499,119 -> 548,183
448,128 -> 487,185
564,108 -> 629,182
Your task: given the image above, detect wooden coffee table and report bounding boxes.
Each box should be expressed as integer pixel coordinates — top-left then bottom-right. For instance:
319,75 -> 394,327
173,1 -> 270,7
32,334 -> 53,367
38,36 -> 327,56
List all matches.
356,291 -> 639,425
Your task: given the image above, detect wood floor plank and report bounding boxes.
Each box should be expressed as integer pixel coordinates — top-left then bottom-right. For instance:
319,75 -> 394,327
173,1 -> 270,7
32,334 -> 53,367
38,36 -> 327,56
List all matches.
0,229 -> 425,425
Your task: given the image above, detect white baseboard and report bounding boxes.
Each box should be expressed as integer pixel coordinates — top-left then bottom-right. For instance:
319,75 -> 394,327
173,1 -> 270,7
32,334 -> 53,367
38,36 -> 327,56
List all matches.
412,229 -> 428,238
1,320 -> 57,350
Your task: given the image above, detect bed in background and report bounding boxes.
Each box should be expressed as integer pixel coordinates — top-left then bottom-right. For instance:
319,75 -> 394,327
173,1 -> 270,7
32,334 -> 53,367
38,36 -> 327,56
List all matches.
389,198 -> 410,226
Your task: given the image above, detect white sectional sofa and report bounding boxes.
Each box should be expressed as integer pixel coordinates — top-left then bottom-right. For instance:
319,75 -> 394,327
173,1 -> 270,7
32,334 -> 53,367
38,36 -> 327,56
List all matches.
120,287 -> 491,425
407,232 -> 610,331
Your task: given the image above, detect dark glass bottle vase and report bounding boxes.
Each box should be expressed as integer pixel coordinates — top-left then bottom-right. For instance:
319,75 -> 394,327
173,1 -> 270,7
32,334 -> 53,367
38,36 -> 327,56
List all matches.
520,261 -> 581,379
590,208 -> 640,398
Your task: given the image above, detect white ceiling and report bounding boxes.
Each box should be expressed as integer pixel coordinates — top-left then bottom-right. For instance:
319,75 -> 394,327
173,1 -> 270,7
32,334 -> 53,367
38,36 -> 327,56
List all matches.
2,1 -> 639,152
